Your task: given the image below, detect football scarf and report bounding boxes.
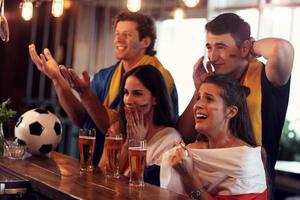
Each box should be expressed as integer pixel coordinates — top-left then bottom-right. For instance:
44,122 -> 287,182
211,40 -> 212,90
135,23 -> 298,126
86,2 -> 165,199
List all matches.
240,60 -> 263,144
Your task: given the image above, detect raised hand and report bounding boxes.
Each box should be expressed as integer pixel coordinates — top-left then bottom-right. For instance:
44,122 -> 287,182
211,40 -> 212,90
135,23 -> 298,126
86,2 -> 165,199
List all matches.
59,67 -> 91,96
193,56 -> 215,89
28,44 -> 61,81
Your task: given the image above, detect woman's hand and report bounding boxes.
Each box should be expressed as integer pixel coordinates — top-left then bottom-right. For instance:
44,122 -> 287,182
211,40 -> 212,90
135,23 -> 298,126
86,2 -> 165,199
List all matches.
171,146 -> 203,193
171,146 -> 192,177
125,108 -> 148,140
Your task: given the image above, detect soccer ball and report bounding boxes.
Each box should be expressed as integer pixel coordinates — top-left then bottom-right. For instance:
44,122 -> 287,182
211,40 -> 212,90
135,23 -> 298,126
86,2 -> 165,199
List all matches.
15,108 -> 62,155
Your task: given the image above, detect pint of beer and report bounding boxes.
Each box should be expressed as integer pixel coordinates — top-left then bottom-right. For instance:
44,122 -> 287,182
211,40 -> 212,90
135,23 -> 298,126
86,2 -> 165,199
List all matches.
79,129 -> 96,172
104,134 -> 123,178
128,139 -> 147,187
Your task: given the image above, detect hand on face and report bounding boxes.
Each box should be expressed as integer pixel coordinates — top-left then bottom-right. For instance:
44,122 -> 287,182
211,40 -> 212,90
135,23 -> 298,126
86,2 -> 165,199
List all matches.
28,44 -> 61,80
125,107 -> 149,140
59,67 -> 91,96
193,56 -> 215,89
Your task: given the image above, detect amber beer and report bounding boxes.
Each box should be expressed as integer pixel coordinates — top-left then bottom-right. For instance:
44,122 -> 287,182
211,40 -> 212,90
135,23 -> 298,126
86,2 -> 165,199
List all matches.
128,146 -> 147,187
79,129 -> 96,172
104,136 -> 123,178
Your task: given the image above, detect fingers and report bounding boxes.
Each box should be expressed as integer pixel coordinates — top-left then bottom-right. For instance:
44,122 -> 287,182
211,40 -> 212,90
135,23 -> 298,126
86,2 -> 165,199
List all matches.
126,112 -> 134,138
43,48 -> 54,61
139,108 -> 144,126
177,146 -> 185,158
144,119 -> 149,131
132,109 -> 139,124
59,65 -> 69,79
194,56 -> 215,74
129,109 -> 141,127
179,140 -> 187,150
28,44 -> 43,68
206,61 -> 215,74
171,154 -> 180,166
59,65 -> 76,88
59,66 -> 78,89
68,68 -> 81,84
193,56 -> 206,89
125,110 -> 148,140
40,54 -> 47,68
59,66 -> 77,85
135,109 -> 144,125
171,147 -> 185,166
249,37 -> 255,43
82,69 -> 90,83
126,122 -> 132,139
193,56 -> 205,73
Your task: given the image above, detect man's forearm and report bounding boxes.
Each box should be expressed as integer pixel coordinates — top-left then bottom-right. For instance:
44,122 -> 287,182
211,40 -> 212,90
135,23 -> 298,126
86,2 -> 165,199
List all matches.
253,38 -> 294,86
53,76 -> 87,127
176,90 -> 198,143
79,89 -> 110,134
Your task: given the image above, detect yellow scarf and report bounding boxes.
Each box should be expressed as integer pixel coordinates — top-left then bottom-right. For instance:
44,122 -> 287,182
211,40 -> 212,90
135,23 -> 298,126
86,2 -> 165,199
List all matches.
240,60 -> 263,144
104,55 -> 175,124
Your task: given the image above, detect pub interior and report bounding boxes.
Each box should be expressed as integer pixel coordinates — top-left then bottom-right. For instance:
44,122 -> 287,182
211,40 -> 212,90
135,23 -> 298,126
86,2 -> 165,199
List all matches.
0,0 -> 299,199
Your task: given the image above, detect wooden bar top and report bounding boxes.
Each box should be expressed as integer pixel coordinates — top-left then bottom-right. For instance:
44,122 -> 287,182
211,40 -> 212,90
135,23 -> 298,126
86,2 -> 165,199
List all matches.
0,152 -> 189,200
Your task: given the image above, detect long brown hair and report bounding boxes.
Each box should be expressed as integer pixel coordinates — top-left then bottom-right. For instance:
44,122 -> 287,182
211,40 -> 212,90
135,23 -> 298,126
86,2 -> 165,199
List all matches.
119,65 -> 175,138
203,74 -> 257,146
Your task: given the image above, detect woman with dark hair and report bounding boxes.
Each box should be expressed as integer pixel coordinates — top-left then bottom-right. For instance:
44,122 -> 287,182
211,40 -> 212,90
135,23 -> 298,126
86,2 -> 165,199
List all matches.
161,74 -> 268,200
99,64 -> 181,186
118,64 -> 176,137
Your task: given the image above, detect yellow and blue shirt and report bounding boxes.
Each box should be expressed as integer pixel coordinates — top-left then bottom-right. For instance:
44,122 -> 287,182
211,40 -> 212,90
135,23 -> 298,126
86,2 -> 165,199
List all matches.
241,60 -> 290,181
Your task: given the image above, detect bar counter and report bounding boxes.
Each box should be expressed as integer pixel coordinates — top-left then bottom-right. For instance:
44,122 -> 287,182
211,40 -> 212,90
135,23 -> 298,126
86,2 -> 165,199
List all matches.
0,151 -> 189,200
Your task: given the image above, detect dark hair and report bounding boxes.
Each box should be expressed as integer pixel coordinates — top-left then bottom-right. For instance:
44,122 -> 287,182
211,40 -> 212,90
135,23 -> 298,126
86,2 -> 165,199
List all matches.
114,11 -> 157,56
119,65 -> 175,137
205,13 -> 251,47
203,74 -> 257,146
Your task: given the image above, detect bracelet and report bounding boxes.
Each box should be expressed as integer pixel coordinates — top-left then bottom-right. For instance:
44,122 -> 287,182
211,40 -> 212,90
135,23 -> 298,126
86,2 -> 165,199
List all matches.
189,186 -> 206,200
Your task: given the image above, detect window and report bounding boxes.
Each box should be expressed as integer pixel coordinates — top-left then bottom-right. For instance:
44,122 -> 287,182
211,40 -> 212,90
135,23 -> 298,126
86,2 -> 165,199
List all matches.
156,6 -> 300,162
156,18 -> 207,114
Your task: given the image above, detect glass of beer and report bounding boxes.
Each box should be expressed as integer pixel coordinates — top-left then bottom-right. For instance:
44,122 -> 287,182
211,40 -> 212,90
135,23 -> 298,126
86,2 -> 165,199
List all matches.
128,139 -> 147,187
104,134 -> 123,178
79,128 -> 96,172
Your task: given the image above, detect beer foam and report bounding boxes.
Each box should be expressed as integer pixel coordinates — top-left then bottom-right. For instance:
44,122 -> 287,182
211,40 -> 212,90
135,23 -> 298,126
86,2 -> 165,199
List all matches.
128,147 -> 147,151
106,137 -> 123,141
79,136 -> 96,140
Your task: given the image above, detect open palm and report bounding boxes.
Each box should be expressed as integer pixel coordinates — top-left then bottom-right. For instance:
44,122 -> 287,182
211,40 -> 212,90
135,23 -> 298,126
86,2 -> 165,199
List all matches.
28,44 -> 61,80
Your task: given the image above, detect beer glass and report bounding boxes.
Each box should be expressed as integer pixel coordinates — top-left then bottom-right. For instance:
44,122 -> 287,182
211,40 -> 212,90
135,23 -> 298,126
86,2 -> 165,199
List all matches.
104,134 -> 123,178
79,128 -> 96,172
128,139 -> 147,187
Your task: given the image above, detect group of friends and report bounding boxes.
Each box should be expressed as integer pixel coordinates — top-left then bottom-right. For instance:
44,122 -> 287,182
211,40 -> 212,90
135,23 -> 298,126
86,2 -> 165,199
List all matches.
28,11 -> 294,200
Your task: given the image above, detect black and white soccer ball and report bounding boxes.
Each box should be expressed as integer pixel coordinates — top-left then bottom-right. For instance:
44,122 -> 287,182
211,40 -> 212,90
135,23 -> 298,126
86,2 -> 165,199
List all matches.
15,108 -> 62,155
